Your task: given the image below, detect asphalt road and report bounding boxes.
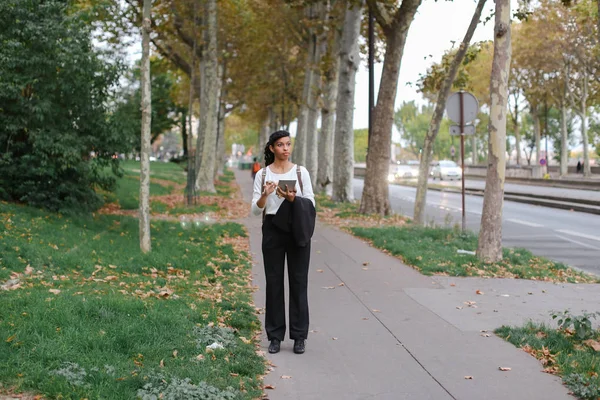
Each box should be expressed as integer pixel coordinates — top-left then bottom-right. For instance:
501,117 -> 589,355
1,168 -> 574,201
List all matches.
353,179 -> 600,277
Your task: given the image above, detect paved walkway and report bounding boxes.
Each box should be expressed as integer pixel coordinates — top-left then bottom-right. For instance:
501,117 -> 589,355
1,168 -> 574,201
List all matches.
235,168 -> 599,400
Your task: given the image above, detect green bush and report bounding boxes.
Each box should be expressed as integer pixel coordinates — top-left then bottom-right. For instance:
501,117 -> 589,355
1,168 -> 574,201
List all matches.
0,0 -> 128,212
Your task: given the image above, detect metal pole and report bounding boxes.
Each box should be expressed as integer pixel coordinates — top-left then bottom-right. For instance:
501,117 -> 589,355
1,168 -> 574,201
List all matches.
460,91 -> 466,232
368,5 -> 374,151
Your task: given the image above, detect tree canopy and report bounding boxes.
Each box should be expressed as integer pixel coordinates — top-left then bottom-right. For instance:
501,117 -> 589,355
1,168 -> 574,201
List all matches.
0,0 -> 129,212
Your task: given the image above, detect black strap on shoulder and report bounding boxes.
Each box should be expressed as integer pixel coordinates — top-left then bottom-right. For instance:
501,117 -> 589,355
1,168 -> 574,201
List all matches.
261,168 -> 267,221
296,165 -> 304,193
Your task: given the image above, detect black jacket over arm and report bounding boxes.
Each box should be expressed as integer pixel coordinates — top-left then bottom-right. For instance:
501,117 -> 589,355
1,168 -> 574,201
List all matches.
271,197 -> 316,247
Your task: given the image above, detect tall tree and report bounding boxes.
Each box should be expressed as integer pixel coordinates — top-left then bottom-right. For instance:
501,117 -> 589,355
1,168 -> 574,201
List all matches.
563,0 -> 599,177
413,0 -> 486,224
477,0 -> 512,262
332,0 -> 363,202
317,1 -> 344,193
306,2 -> 331,182
292,5 -> 318,166
195,0 -> 220,192
360,0 -> 422,215
139,0 -> 152,253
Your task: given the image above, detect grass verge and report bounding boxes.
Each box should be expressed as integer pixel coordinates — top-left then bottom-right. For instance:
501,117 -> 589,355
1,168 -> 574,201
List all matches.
102,161 -> 185,210
0,200 -> 265,399
100,167 -> 248,221
315,195 -> 598,283
496,318 -> 600,400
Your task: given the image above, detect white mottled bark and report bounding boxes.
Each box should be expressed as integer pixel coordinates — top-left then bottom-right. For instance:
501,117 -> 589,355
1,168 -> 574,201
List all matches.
560,85 -> 568,177
317,26 -> 341,194
332,1 -> 363,202
139,0 -> 152,253
580,68 -> 591,177
477,0 -> 511,262
195,0 -> 220,192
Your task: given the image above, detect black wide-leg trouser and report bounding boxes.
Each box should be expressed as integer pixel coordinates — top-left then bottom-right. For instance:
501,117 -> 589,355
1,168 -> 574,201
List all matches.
262,215 -> 310,341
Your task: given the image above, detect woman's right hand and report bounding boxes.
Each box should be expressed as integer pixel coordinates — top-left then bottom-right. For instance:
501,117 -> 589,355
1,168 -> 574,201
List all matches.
262,181 -> 277,197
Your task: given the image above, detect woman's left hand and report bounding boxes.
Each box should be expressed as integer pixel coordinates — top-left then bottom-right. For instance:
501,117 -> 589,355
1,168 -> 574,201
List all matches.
276,185 -> 296,202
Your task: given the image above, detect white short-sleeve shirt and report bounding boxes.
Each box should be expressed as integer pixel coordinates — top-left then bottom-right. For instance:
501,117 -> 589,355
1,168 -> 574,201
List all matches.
251,165 -> 315,216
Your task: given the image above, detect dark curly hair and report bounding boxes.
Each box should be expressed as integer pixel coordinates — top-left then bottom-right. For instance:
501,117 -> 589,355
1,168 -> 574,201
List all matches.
264,130 -> 291,166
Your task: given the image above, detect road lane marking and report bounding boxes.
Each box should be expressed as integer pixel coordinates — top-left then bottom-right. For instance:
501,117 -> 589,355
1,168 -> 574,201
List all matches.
506,218 -> 544,228
554,229 -> 600,243
555,235 -> 600,250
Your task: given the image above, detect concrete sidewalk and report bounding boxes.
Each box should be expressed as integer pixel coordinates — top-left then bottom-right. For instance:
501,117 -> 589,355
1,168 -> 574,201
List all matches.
235,168 -> 599,400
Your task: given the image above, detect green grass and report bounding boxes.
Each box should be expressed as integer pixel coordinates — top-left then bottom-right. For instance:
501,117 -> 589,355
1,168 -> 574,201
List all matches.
0,201 -> 264,399
121,160 -> 187,185
314,194 -> 358,214
349,225 -> 598,283
150,200 -> 220,216
496,322 -> 600,400
108,176 -> 174,210
101,161 -> 186,210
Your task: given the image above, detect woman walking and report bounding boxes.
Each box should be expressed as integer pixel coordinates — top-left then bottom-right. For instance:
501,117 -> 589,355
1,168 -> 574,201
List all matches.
251,130 -> 316,354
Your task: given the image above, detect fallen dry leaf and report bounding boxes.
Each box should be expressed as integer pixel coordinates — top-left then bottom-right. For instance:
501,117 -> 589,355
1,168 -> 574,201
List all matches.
338,282 -> 345,286
281,375 -> 292,379
264,384 -> 275,390
332,337 -> 338,340
239,336 -> 252,344
450,283 -> 456,287
464,376 -> 473,380
362,267 -> 369,271
476,290 -> 484,295
372,309 -> 381,313
105,275 -> 118,281
316,269 -> 324,273
498,367 -> 511,371
196,354 -> 205,361
230,373 -> 239,377
159,359 -> 164,368
584,339 -> 600,352
322,286 -> 335,290
24,265 -> 34,275
362,262 -> 370,266
49,289 -> 61,295
172,350 -> 178,358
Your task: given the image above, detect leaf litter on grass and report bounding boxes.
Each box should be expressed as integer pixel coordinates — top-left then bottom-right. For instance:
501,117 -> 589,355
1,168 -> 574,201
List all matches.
0,191 -> 265,399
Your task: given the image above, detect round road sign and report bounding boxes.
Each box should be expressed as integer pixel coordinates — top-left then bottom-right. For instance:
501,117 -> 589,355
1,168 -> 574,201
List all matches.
446,91 -> 479,124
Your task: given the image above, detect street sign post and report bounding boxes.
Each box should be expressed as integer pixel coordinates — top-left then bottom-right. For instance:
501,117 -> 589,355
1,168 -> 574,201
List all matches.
445,91 -> 479,232
450,125 -> 475,136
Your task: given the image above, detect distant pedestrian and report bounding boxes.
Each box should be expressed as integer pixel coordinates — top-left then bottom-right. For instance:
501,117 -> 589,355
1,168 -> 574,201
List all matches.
251,130 -> 316,355
251,157 -> 261,180
576,160 -> 582,174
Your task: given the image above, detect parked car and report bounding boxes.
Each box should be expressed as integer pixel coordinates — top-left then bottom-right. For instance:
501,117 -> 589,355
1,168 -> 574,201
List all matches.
430,160 -> 462,180
388,162 -> 419,183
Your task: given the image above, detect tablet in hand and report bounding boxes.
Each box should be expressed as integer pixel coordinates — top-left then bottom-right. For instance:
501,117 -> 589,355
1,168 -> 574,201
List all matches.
278,179 -> 296,191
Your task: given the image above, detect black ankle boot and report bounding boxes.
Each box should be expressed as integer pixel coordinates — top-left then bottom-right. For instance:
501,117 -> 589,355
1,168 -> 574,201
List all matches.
268,339 -> 281,354
293,339 -> 305,354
